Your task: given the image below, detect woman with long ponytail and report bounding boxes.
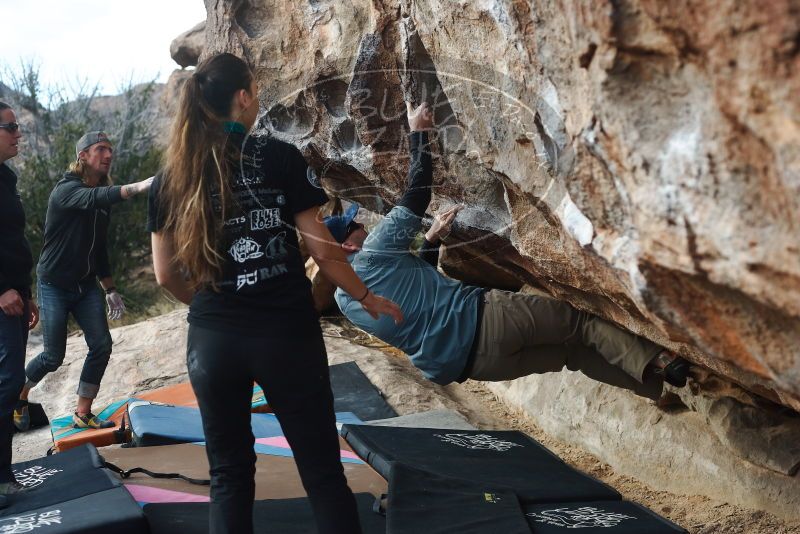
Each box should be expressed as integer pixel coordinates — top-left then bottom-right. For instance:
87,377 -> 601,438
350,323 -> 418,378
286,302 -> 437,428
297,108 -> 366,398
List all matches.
148,53 -> 402,534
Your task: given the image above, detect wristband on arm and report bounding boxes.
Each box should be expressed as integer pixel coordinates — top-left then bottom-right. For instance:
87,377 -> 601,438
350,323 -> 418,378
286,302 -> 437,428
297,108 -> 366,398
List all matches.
104,286 -> 117,295
355,287 -> 370,302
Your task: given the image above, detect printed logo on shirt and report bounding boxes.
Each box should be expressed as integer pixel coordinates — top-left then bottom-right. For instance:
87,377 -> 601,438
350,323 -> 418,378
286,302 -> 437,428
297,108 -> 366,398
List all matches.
236,264 -> 289,290
276,194 -> 286,206
433,433 -> 523,452
236,269 -> 259,290
264,231 -> 288,259
526,506 -> 637,528
224,215 -> 246,227
233,170 -> 264,187
0,509 -> 63,532
249,208 -> 281,231
253,134 -> 270,150
229,237 -> 265,263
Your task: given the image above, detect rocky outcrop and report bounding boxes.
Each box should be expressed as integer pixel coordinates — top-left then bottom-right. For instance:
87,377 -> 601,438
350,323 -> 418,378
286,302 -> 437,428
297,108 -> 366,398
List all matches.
170,21 -> 206,68
200,0 -> 800,412
161,69 -> 192,123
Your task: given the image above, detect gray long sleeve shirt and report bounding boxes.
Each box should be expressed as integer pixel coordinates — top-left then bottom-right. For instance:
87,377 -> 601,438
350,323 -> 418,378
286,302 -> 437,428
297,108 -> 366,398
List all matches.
36,173 -> 124,290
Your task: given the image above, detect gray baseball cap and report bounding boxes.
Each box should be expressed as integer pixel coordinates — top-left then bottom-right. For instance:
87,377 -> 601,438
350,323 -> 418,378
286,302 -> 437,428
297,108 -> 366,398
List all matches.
75,131 -> 111,159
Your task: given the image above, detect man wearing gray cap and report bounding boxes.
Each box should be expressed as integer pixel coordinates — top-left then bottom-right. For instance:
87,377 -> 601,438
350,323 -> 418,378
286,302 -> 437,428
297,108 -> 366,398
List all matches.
14,131 -> 153,431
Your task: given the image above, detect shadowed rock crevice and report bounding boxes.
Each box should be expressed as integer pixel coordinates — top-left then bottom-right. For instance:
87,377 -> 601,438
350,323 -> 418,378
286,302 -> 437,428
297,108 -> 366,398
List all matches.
233,0 -> 271,40
315,78 -> 349,118
265,93 -> 315,136
401,26 -> 464,154
329,119 -> 361,152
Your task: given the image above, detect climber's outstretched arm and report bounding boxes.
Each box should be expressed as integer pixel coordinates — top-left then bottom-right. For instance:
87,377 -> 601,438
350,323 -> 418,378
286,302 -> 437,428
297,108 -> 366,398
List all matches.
397,102 -> 434,218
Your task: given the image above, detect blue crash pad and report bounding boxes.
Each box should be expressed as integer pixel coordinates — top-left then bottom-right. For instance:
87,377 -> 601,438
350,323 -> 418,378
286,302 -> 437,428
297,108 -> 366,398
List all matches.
128,401 -> 361,447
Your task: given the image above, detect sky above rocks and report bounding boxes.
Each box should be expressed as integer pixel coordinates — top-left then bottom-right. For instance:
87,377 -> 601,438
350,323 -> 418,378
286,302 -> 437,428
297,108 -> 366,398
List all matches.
3,0 -> 206,97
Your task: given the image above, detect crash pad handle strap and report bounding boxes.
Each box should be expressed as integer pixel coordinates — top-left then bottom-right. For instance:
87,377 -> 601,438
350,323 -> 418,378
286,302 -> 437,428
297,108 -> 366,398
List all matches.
104,461 -> 210,486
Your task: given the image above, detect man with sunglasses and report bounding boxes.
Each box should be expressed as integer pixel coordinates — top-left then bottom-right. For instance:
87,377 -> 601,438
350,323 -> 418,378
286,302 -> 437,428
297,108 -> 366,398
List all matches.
327,102 -> 690,402
15,131 -> 153,432
0,101 -> 39,502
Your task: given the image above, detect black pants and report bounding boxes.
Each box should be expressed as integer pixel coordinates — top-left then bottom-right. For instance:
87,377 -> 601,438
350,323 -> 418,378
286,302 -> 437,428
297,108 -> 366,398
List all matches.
0,301 -> 28,483
187,323 -> 362,534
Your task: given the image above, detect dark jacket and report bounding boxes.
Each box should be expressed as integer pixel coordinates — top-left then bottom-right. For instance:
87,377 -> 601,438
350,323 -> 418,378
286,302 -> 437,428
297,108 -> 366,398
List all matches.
0,163 -> 34,299
36,172 -> 124,290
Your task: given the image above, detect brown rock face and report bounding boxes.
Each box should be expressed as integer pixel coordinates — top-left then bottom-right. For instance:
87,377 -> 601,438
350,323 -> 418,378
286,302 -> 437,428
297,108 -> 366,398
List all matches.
170,21 -> 206,68
203,0 -> 800,410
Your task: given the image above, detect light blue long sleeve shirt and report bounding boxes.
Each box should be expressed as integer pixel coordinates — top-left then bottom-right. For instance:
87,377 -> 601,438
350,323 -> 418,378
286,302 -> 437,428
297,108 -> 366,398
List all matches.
335,206 -> 483,384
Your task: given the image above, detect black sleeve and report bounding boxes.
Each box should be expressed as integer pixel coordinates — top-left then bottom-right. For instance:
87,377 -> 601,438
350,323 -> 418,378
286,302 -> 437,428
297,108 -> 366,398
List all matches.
418,237 -> 440,268
55,180 -> 124,210
280,142 -> 328,215
398,131 -> 432,218
146,174 -> 165,233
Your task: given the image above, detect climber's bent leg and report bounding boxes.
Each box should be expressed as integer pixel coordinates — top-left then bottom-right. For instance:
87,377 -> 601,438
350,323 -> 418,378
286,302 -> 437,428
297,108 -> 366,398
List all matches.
468,290 -> 662,383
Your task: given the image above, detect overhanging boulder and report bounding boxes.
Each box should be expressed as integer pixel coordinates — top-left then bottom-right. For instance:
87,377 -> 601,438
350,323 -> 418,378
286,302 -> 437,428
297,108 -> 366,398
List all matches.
202,0 -> 800,412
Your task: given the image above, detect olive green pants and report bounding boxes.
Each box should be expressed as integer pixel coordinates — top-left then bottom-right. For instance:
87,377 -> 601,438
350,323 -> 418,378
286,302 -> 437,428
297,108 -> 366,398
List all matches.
469,290 -> 664,400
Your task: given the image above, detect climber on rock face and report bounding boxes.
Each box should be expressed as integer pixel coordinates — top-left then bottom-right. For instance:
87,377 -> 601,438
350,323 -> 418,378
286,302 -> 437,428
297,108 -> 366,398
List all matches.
327,101 -> 691,401
15,131 -> 153,432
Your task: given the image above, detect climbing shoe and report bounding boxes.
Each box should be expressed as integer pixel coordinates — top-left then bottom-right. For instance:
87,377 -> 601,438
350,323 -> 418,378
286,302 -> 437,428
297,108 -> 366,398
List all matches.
652,351 -> 691,388
0,480 -> 29,509
73,412 -> 115,429
0,480 -> 28,496
13,400 -> 30,432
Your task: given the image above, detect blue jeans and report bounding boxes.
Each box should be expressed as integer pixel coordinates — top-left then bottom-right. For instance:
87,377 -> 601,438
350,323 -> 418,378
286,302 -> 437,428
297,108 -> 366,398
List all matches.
0,299 -> 28,483
25,280 -> 112,399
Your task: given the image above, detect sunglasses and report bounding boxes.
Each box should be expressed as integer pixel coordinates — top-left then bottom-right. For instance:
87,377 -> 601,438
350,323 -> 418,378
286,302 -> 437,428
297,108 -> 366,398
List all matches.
0,122 -> 20,133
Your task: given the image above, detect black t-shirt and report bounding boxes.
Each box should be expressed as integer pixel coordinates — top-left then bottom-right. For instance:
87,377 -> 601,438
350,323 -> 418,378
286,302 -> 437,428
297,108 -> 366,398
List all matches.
147,132 -> 328,336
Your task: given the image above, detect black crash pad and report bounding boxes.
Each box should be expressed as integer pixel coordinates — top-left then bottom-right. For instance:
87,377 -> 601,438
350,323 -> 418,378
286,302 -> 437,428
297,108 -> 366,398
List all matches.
0,486 -> 147,534
1,445 -> 117,517
524,500 -> 687,533
341,425 -> 620,504
387,462 -> 530,534
143,492 -> 386,534
331,361 -> 396,421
